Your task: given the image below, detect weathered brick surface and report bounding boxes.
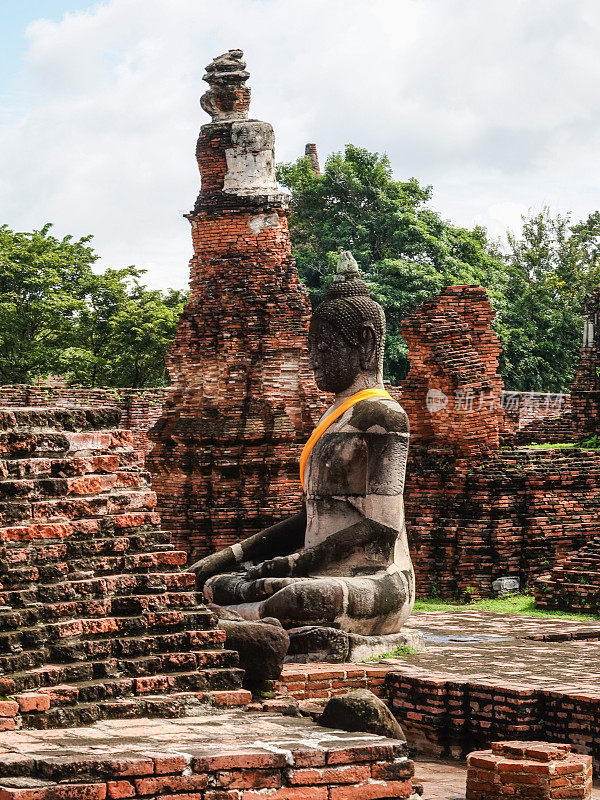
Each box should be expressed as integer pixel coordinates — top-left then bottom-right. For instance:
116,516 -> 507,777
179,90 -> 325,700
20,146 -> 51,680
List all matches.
0,710 -> 413,800
276,664 -> 389,700
535,530 -> 600,612
146,72 -> 326,560
0,406 -> 244,728
400,285 -> 505,459
466,742 -> 592,800
405,446 -> 600,599
0,388 -> 167,453
387,668 -> 600,774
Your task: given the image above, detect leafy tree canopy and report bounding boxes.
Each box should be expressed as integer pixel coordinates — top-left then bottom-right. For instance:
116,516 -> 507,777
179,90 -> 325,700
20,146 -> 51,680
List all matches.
277,145 -> 505,382
0,224 -> 186,387
497,210 -> 600,392
278,145 -> 600,392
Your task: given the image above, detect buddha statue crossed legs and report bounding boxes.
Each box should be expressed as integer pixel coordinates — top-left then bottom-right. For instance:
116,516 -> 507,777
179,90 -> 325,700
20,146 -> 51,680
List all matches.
191,251 -> 414,641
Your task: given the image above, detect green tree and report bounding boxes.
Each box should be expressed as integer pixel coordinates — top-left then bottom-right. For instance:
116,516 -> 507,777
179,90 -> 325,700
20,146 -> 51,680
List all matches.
277,145 -> 505,382
497,209 -> 600,391
0,224 -> 186,387
0,224 -> 96,383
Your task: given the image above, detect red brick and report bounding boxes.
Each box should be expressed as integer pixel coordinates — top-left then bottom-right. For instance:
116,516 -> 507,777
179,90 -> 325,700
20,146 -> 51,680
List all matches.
288,764 -> 370,785
192,753 -> 285,772
106,783 -> 134,800
329,781 -> 412,799
134,776 -> 208,795
0,701 -> 19,717
241,789 -> 328,800
214,770 -> 280,790
14,694 -> 51,713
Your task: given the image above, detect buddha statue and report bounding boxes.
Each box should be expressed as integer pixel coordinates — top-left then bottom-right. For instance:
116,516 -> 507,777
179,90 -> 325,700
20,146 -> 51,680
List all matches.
191,251 -> 414,651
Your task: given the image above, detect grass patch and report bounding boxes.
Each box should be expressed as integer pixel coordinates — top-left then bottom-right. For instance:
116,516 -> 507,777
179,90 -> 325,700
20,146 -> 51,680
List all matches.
521,435 -> 600,451
414,594 -> 600,621
524,442 -> 577,450
363,644 -> 419,663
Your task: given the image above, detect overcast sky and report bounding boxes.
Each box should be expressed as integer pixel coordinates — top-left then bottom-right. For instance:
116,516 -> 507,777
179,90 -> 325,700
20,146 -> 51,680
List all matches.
1,0 -> 599,290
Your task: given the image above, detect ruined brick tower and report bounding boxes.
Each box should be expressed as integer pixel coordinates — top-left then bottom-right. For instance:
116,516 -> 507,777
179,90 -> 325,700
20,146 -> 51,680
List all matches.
148,50 -> 324,559
570,288 -> 600,436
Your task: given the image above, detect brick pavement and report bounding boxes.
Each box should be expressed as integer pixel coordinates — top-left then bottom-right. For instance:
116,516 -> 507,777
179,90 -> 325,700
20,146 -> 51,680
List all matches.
0,710 -> 412,800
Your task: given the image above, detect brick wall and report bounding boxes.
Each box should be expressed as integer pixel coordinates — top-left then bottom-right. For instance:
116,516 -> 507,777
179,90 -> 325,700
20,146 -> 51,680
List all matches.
276,664 -> 390,700
405,447 -> 600,599
386,668 -> 600,774
400,285 -> 505,459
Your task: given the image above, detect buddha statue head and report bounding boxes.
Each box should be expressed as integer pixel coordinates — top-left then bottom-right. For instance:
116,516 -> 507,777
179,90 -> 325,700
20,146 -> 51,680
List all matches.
309,251 -> 386,394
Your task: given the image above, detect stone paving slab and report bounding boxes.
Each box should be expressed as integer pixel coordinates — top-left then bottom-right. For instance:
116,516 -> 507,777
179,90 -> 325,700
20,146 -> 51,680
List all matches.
396,610 -> 600,690
405,609 -> 600,640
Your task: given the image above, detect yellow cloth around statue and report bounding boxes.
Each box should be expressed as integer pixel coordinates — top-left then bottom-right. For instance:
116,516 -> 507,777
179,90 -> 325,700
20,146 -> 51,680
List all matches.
299,387 -> 393,490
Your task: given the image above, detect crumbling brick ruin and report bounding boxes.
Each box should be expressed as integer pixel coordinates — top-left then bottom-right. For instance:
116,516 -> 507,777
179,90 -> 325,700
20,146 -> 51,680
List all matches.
466,742 -> 592,800
400,285 -> 505,458
148,51 -> 325,560
0,406 -> 244,730
399,286 -> 600,600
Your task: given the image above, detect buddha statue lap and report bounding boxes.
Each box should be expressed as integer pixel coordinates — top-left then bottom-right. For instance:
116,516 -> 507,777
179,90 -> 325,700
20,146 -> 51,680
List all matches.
191,251 -> 416,659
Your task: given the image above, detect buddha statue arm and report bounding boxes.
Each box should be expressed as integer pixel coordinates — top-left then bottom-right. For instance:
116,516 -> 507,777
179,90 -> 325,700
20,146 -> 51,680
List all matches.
190,506 -> 306,589
244,516 -> 399,580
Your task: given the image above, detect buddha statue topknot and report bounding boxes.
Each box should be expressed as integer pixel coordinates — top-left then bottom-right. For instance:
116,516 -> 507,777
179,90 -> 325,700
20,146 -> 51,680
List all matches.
191,251 -> 416,661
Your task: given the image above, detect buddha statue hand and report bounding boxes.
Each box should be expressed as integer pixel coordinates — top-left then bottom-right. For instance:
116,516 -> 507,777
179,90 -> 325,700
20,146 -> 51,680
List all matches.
245,553 -> 301,580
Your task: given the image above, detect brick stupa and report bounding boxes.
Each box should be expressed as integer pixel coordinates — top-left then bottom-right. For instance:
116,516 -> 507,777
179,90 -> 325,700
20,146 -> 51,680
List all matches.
148,50 -> 325,559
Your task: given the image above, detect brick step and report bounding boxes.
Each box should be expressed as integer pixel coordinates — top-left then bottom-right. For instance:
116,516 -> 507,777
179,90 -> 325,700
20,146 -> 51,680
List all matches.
0,619 -> 224,658
0,496 -> 158,530
46,647 -> 239,677
39,591 -> 202,620
0,430 -> 136,459
0,407 -> 122,431
31,571 -> 199,602
45,612 -> 218,641
0,473 -> 151,500
0,515 -> 164,542
11,658 -> 244,698
3,573 -> 199,608
7,649 -> 242,693
556,558 -> 600,569
552,569 -> 600,581
28,490 -> 157,521
3,572 -> 193,602
2,540 -> 173,567
2,453 -> 146,479
0,648 -> 49,677
17,685 -> 250,730
2,551 -> 189,582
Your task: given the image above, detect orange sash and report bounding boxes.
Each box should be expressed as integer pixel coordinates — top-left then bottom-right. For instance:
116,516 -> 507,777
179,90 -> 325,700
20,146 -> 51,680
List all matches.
299,387 -> 392,490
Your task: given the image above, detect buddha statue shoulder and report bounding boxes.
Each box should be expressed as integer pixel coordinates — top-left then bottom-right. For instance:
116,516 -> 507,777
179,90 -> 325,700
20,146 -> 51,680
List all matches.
191,251 -> 414,637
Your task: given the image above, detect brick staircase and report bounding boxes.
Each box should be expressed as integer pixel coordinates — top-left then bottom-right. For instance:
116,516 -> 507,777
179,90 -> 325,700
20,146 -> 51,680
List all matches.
535,532 -> 600,613
0,407 -> 245,730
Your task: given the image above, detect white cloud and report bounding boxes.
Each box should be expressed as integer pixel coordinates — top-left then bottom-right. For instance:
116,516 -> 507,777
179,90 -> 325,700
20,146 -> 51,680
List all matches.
1,0 -> 600,289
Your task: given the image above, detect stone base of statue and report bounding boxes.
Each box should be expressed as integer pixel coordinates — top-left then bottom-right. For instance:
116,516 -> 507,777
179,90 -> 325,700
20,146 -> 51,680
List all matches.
285,625 -> 424,664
